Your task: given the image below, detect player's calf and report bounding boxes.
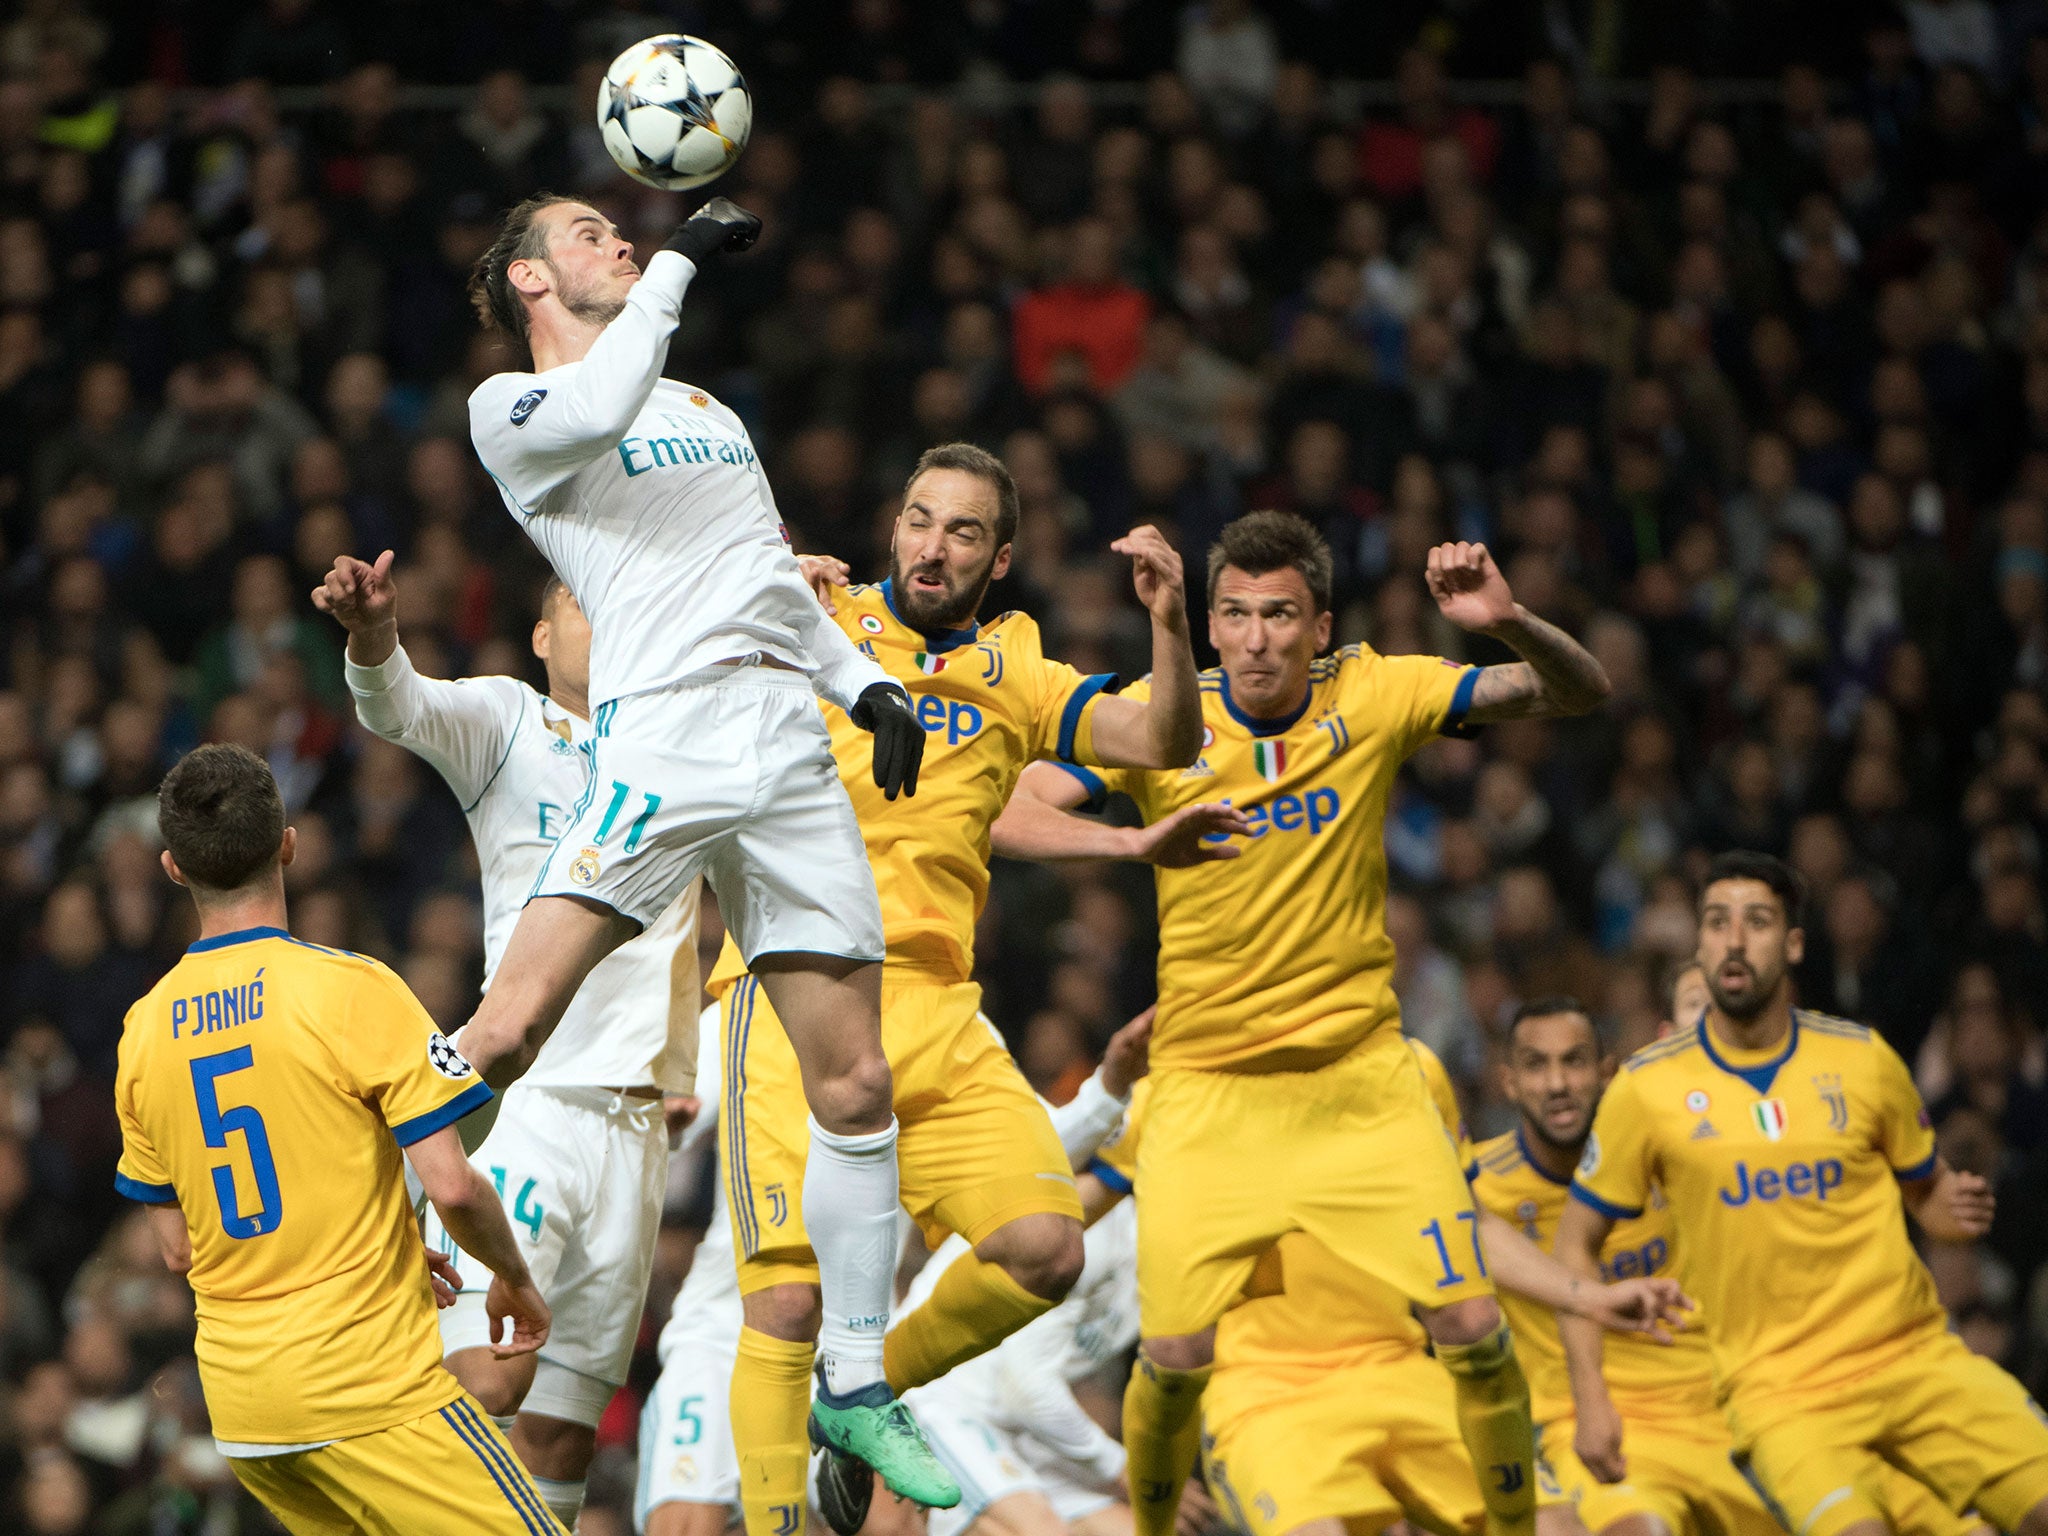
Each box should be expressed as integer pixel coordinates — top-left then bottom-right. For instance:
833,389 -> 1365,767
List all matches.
885,1215 -> 1082,1397
1424,1308 -> 1536,1536
513,1412 -> 597,1530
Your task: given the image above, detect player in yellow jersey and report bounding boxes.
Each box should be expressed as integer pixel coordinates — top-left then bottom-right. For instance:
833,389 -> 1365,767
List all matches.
1561,852 -> 2048,1536
715,443 -> 1224,1536
1082,1041 -> 1687,1536
1476,996 -> 1982,1536
997,512 -> 1613,1536
113,744 -> 563,1535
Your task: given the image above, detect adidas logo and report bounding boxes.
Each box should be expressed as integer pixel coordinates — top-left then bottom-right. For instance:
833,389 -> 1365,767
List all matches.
1181,757 -> 1214,778
1691,1119 -> 1719,1139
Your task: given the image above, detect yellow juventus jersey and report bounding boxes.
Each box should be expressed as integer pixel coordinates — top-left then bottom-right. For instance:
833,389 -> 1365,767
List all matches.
1571,1012 -> 1945,1408
1061,647 -> 1476,1073
1092,1040 -> 1473,1375
114,927 -> 492,1445
737,579 -> 1112,986
1472,1129 -> 1714,1427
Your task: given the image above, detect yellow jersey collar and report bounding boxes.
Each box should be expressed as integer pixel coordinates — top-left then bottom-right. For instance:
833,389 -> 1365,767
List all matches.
878,578 -> 981,653
1218,669 -> 1313,737
1697,1011 -> 1800,1096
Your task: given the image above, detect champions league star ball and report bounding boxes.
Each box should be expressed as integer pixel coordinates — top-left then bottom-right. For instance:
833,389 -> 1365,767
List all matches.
598,35 -> 753,191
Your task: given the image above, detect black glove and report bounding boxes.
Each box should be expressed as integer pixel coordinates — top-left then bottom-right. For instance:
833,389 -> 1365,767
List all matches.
850,682 -> 923,801
665,197 -> 763,263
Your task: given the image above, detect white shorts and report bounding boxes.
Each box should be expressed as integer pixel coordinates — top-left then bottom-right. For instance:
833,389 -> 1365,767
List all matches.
921,1409 -> 1119,1536
433,1083 -> 668,1426
635,1328 -> 741,1528
529,664 -> 884,964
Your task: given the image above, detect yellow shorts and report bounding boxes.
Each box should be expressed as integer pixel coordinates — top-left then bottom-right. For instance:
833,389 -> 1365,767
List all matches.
1730,1330 -> 2048,1536
721,974 -> 1080,1293
229,1394 -> 565,1535
1539,1415 -> 1778,1536
1136,1030 -> 1493,1339
1202,1350 -> 1484,1536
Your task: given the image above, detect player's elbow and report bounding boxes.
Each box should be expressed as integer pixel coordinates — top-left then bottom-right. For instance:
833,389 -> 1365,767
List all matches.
1156,714 -> 1205,769
1555,666 -> 1614,716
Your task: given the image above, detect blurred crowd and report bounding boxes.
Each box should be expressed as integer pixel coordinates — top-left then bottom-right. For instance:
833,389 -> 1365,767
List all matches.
4,0 -> 2048,1529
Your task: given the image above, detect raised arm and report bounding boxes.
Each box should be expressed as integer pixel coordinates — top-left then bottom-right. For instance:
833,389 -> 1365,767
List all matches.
315,551 -> 523,804
1553,1193 -> 1629,1483
1424,542 -> 1612,723
470,251 -> 700,507
1044,1008 -> 1151,1170
1086,526 -> 1203,769
993,762 -> 1252,865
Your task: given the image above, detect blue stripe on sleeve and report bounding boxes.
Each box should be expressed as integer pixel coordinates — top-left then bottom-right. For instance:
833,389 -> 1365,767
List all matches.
1086,1156 -> 1132,1195
1567,1180 -> 1643,1221
1057,674 -> 1116,762
114,1173 -> 178,1204
1441,666 -> 1481,737
1049,760 -> 1108,808
1892,1152 -> 1938,1183
391,1081 -> 494,1147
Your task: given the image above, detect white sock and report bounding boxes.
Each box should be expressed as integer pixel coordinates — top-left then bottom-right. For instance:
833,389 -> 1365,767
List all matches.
530,1474 -> 584,1528
804,1114 -> 899,1396
491,1413 -> 517,1433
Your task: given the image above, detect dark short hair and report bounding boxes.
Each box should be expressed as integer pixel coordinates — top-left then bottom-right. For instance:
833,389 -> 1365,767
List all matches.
158,744 -> 285,892
1701,849 -> 1807,927
468,193 -> 583,342
1663,957 -> 1705,1016
1507,995 -> 1595,1049
1207,510 -> 1333,613
906,442 -> 1019,547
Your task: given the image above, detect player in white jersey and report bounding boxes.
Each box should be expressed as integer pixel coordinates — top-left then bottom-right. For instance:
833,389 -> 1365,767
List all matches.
904,1200 -> 1138,1536
316,552 -> 698,1530
642,1006 -> 746,1536
454,192 -> 950,1498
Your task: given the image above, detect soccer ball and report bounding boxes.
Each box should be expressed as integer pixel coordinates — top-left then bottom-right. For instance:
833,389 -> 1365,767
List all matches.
598,35 -> 753,192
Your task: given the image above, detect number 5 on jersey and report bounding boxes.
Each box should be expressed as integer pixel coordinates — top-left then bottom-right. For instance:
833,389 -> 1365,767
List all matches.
191,1047 -> 282,1239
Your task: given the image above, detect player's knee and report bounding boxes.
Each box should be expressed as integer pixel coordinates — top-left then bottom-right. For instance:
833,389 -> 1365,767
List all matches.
977,1213 -> 1084,1301
743,1284 -> 823,1343
1422,1294 -> 1504,1350
447,1348 -> 534,1419
1140,1331 -> 1214,1372
811,1050 -> 894,1133
510,1412 -> 595,1481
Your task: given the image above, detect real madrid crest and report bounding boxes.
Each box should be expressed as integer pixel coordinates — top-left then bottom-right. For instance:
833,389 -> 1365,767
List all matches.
569,846 -> 603,886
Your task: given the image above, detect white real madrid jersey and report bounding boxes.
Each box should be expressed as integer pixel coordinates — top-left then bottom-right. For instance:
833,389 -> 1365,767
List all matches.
468,250 -> 887,714
346,644 -> 699,1091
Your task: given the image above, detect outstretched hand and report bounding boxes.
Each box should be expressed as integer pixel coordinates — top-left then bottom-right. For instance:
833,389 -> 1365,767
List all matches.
1131,802 -> 1253,866
798,554 -> 852,615
1424,542 -> 1517,633
1587,1276 -> 1694,1344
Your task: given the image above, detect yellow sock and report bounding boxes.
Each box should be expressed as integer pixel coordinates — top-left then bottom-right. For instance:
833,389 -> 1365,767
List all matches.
732,1326 -> 816,1536
885,1254 -> 1057,1394
1123,1354 -> 1212,1536
1437,1326 -> 1537,1536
